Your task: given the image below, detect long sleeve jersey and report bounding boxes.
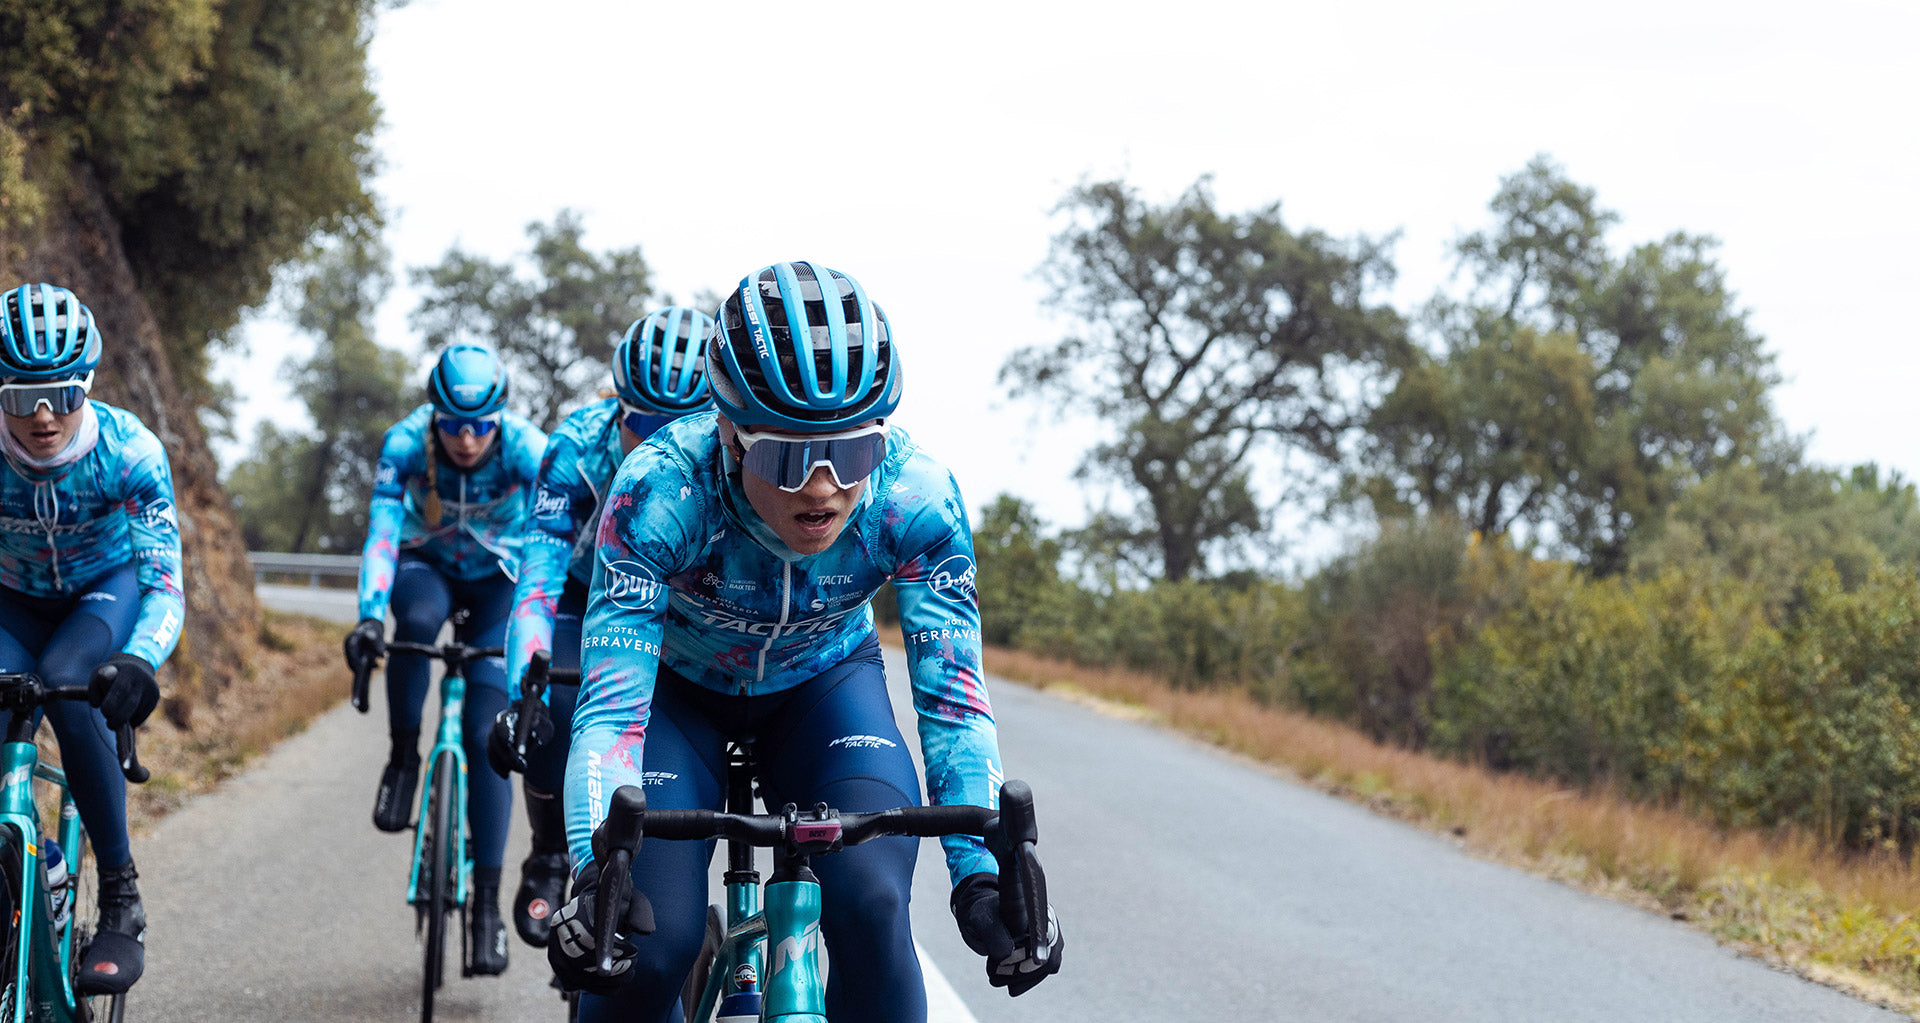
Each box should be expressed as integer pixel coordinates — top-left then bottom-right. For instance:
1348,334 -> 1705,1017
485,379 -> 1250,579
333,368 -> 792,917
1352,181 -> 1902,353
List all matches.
0,401 -> 184,666
504,398 -> 679,697
356,404 -> 546,622
566,412 -> 1002,885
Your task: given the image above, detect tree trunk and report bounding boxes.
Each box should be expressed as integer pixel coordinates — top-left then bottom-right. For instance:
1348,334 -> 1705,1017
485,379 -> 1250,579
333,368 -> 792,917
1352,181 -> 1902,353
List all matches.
0,167 -> 262,727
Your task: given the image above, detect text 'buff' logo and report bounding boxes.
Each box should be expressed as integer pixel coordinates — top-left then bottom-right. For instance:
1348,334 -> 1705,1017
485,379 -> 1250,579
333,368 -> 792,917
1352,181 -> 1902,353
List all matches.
603,559 -> 663,609
928,555 -> 976,601
533,487 -> 569,518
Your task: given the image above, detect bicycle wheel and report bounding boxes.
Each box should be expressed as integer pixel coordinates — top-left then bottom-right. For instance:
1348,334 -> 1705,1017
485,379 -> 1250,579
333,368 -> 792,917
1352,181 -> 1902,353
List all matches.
421,751 -> 456,1023
0,828 -> 22,1021
64,825 -> 127,1023
680,904 -> 723,1023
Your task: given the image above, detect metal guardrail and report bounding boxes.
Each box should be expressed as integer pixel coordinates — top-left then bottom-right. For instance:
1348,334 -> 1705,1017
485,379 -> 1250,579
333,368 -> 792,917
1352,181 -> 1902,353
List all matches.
247,551 -> 362,587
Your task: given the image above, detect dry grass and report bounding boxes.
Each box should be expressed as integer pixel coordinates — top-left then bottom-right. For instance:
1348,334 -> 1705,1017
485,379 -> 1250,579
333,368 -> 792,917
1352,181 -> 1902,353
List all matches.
983,644 -> 1920,1018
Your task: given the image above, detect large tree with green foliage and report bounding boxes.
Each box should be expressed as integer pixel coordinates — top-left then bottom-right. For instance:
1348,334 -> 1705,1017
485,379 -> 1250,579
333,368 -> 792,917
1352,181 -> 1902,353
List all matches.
1004,177 -> 1406,582
228,229 -> 413,552
1,0 -> 384,404
410,210 -> 651,432
1356,157 -> 1780,573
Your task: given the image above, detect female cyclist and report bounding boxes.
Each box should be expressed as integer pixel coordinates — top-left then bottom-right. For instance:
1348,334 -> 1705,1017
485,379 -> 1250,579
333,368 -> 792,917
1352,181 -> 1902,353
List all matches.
489,307 -> 713,949
0,283 -> 178,993
545,262 -> 1064,1021
343,342 -> 545,973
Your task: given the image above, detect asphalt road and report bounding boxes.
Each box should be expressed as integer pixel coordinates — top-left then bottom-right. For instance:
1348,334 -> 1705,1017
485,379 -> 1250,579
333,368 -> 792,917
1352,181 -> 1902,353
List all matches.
124,584 -> 1903,1021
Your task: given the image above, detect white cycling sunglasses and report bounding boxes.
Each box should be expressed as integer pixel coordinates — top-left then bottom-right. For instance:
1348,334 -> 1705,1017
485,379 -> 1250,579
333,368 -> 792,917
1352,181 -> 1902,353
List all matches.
733,422 -> 889,492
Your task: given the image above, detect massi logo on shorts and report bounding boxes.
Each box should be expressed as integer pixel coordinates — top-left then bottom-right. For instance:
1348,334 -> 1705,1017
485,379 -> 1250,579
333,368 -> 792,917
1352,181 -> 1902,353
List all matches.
927,555 -> 976,601
603,559 -> 664,609
533,487 -> 569,519
139,498 -> 177,530
79,592 -> 117,602
827,735 -> 897,751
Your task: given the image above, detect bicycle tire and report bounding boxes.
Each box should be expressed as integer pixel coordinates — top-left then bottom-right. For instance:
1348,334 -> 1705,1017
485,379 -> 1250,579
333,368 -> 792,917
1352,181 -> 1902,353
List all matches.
0,828 -> 22,1022
63,823 -> 127,1023
680,904 -> 723,1023
421,751 -> 456,1023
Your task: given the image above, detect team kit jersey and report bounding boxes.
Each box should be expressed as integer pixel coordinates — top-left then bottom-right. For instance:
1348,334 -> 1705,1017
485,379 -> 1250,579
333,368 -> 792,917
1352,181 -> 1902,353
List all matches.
357,403 -> 547,621
0,400 -> 183,666
503,397 -> 676,696
567,412 -> 1002,883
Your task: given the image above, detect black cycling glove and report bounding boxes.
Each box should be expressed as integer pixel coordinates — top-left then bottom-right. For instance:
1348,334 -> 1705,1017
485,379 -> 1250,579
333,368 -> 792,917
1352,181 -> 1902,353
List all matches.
951,871 -> 1065,996
486,700 -> 554,778
89,653 -> 160,731
547,861 -> 655,995
343,617 -> 385,671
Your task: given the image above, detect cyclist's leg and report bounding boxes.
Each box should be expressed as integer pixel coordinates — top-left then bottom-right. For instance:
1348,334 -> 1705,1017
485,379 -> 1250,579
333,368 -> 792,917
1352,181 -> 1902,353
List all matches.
516,580 -> 584,945
387,553 -> 453,741
31,565 -> 147,994
454,568 -> 517,973
0,582 -> 58,733
757,637 -> 927,1023
576,673 -> 727,1023
375,553 -> 451,830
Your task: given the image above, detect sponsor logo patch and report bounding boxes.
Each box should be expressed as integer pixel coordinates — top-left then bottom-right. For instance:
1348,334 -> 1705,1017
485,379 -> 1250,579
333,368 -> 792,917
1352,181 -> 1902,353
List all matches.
827,735 -> 898,751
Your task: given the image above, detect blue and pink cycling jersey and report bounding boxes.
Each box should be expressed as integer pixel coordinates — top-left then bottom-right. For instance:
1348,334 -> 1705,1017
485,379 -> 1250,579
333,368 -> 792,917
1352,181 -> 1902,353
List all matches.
566,412 -> 1002,884
0,401 -> 183,666
356,404 -> 546,622
503,397 -> 677,697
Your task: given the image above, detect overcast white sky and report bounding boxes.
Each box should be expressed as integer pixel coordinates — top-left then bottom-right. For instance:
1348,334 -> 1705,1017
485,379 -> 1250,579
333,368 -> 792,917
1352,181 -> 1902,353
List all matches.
220,0 -> 1919,569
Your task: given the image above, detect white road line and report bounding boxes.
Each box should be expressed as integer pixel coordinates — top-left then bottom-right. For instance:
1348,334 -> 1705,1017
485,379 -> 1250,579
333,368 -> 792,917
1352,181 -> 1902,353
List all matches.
920,942 -> 981,1023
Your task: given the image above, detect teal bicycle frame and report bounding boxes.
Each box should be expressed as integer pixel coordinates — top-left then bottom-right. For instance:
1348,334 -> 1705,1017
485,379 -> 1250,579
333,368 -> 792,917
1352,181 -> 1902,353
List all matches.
588,752 -> 1046,1023
0,748 -> 90,1022
0,672 -> 141,1023
373,636 -> 501,1023
405,661 -> 470,916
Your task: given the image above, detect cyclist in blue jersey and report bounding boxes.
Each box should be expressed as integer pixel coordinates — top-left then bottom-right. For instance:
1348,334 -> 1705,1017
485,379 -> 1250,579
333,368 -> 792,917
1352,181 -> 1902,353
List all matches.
343,342 -> 546,974
545,262 -> 1064,1022
488,306 -> 713,949
0,283 -> 177,993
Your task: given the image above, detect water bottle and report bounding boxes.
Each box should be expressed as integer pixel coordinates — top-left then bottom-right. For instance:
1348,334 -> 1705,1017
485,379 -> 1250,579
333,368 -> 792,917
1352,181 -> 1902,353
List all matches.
716,962 -> 762,1022
44,839 -> 70,933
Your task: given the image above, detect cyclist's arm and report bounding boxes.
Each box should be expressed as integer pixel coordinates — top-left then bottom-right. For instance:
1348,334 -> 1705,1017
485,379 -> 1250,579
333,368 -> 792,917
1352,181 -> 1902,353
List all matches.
117,427 -> 185,667
890,467 -> 1003,886
564,451 -> 700,872
356,424 -> 417,623
505,431 -> 594,700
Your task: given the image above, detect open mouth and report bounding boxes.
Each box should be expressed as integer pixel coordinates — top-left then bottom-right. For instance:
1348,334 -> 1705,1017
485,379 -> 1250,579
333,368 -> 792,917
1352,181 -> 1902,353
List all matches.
795,509 -> 835,529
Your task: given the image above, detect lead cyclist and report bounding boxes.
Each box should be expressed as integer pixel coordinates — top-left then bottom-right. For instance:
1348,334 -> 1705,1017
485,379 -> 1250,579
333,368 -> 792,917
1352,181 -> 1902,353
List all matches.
489,307 -> 715,949
0,283 -> 176,994
546,261 -> 1065,1021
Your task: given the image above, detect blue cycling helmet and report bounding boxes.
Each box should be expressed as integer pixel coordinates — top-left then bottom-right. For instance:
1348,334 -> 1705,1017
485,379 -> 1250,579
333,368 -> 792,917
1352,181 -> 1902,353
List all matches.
614,307 -> 713,416
707,261 -> 902,432
426,343 -> 509,417
0,284 -> 102,382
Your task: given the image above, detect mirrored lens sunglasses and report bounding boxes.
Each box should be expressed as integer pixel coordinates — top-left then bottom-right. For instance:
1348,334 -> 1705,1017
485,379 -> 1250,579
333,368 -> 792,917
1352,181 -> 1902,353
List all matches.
435,413 -> 500,438
734,422 -> 889,493
0,373 -> 93,417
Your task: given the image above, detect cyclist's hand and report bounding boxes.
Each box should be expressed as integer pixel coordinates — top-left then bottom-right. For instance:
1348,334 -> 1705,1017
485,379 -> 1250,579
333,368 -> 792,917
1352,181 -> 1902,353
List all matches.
951,871 -> 1065,996
343,617 -> 385,671
88,653 -> 159,731
548,863 -> 643,995
486,700 -> 553,778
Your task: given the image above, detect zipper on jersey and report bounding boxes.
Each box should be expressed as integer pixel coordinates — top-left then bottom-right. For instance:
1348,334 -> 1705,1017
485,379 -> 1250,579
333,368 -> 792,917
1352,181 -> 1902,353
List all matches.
34,480 -> 62,590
